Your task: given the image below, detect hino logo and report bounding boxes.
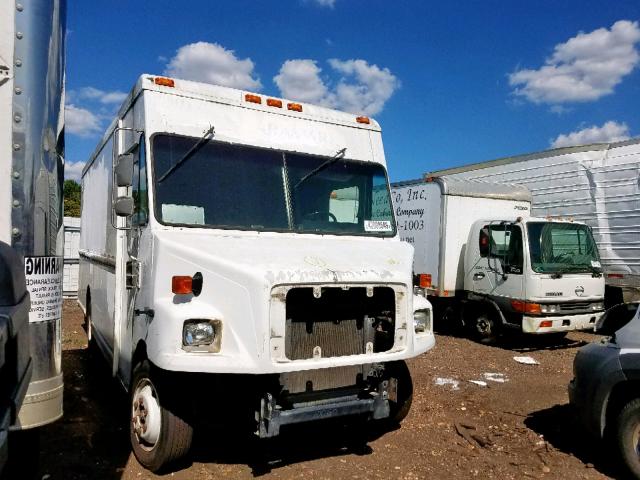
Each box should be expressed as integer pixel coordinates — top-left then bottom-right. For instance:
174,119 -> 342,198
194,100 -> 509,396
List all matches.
545,292 -> 563,297
575,286 -> 585,296
514,205 -> 529,211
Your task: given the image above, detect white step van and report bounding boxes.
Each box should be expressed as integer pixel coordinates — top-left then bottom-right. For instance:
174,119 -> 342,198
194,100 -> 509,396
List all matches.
78,75 -> 435,471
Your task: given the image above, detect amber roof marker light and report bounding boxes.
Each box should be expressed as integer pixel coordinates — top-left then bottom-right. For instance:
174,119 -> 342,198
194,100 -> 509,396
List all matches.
245,93 -> 262,104
154,77 -> 175,87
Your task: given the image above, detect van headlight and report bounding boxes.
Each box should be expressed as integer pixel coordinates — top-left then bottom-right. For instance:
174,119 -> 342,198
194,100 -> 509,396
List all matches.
182,319 -> 222,351
414,310 -> 431,334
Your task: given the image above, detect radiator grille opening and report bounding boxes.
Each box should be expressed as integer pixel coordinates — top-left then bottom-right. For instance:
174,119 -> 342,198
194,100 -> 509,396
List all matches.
285,286 -> 396,361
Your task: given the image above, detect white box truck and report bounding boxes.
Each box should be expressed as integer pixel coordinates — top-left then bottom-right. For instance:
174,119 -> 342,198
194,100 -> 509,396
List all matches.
391,177 -> 605,340
427,139 -> 640,306
78,74 -> 435,471
0,0 -> 65,472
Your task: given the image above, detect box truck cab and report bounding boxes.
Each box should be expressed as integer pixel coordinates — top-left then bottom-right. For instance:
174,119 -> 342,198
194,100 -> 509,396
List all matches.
78,75 -> 434,471
391,177 -> 605,340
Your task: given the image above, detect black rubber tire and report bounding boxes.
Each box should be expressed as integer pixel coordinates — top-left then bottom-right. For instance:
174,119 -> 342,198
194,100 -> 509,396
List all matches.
129,360 -> 193,473
388,361 -> 413,424
470,311 -> 497,343
616,398 -> 640,479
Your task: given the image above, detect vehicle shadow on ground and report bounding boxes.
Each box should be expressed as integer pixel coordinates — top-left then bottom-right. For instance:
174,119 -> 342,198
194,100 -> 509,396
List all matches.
525,404 -> 625,479
188,420 -> 384,477
493,333 -> 592,353
435,321 -> 594,353
35,347 -> 132,480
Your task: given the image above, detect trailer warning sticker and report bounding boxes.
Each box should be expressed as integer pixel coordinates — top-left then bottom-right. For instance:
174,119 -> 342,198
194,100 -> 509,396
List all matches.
364,220 -> 393,232
24,256 -> 63,323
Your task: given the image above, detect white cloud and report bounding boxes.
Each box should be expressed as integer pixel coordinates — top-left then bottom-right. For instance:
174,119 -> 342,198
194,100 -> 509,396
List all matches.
329,59 -> 400,115
510,20 -> 640,104
65,104 -> 102,137
309,0 -> 336,7
273,58 -> 400,116
76,87 -> 127,104
65,161 -> 86,181
274,60 -> 331,104
164,42 -> 261,90
551,121 -> 630,148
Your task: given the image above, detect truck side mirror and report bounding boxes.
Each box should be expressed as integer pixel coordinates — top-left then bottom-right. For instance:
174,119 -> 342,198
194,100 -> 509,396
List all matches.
479,228 -> 490,257
115,153 -> 135,187
114,196 -> 134,217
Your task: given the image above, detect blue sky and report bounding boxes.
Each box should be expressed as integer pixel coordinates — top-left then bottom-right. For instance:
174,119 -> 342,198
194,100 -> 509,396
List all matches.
65,0 -> 640,182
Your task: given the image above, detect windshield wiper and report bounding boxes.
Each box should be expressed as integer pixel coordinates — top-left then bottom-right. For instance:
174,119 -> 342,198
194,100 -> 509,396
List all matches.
158,125 -> 215,183
293,147 -> 346,190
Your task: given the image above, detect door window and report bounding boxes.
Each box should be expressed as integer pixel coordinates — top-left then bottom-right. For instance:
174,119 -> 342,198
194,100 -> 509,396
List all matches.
482,224 -> 524,274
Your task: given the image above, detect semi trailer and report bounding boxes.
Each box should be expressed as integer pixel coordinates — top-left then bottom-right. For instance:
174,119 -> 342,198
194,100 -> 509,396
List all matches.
391,177 -> 605,340
78,74 -> 435,471
0,0 -> 66,473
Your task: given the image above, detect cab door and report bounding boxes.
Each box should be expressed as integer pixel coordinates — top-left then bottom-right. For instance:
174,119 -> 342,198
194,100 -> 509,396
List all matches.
471,223 -> 525,305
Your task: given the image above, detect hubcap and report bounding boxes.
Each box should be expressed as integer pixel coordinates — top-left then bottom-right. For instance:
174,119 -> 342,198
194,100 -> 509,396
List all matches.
132,380 -> 161,450
633,422 -> 640,458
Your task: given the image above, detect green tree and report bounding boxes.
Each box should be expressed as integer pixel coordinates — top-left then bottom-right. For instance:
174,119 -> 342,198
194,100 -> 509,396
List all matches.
63,179 -> 81,217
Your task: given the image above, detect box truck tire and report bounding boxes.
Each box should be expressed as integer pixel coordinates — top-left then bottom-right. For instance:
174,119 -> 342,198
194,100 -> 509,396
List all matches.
129,360 -> 193,472
467,310 -> 498,343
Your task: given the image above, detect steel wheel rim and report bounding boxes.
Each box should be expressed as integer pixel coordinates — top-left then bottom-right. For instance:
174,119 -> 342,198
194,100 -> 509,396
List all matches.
477,316 -> 491,335
132,379 -> 162,451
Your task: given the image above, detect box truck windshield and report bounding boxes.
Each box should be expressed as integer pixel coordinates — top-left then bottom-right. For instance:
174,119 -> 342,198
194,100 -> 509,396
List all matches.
527,222 -> 600,274
152,134 -> 395,236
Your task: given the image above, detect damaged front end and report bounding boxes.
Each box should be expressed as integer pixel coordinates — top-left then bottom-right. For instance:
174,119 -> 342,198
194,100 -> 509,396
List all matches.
257,284 -> 413,437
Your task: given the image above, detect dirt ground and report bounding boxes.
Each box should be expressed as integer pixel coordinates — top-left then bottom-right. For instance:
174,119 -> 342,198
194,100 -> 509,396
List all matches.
19,300 -> 629,479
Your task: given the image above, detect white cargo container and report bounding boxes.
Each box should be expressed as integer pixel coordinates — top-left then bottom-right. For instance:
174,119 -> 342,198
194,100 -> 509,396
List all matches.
428,139 -> 640,304
78,74 -> 435,471
391,177 -> 605,339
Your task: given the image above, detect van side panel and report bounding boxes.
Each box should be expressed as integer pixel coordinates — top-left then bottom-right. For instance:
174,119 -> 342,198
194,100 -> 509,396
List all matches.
78,135 -> 116,351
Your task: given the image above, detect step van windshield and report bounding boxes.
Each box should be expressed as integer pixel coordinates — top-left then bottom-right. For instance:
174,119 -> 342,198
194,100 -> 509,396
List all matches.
152,134 -> 395,236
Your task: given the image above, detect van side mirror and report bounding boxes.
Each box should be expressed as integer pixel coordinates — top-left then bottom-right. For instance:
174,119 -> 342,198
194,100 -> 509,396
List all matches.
115,153 -> 134,187
479,228 -> 490,257
114,196 -> 134,217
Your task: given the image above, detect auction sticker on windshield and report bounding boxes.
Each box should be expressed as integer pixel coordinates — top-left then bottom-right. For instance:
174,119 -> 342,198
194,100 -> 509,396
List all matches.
24,256 -> 63,323
364,220 -> 393,232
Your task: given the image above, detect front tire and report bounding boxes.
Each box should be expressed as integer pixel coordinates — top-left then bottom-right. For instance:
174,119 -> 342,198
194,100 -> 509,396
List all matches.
617,398 -> 640,478
129,360 -> 193,472
470,311 -> 497,343
388,361 -> 413,424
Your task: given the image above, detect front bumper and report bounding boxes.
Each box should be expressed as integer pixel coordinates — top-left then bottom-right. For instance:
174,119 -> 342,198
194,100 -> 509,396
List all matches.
257,391 -> 390,438
522,311 -> 603,334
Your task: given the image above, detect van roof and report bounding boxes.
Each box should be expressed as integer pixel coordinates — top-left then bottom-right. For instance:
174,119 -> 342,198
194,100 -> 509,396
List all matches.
133,74 -> 381,131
